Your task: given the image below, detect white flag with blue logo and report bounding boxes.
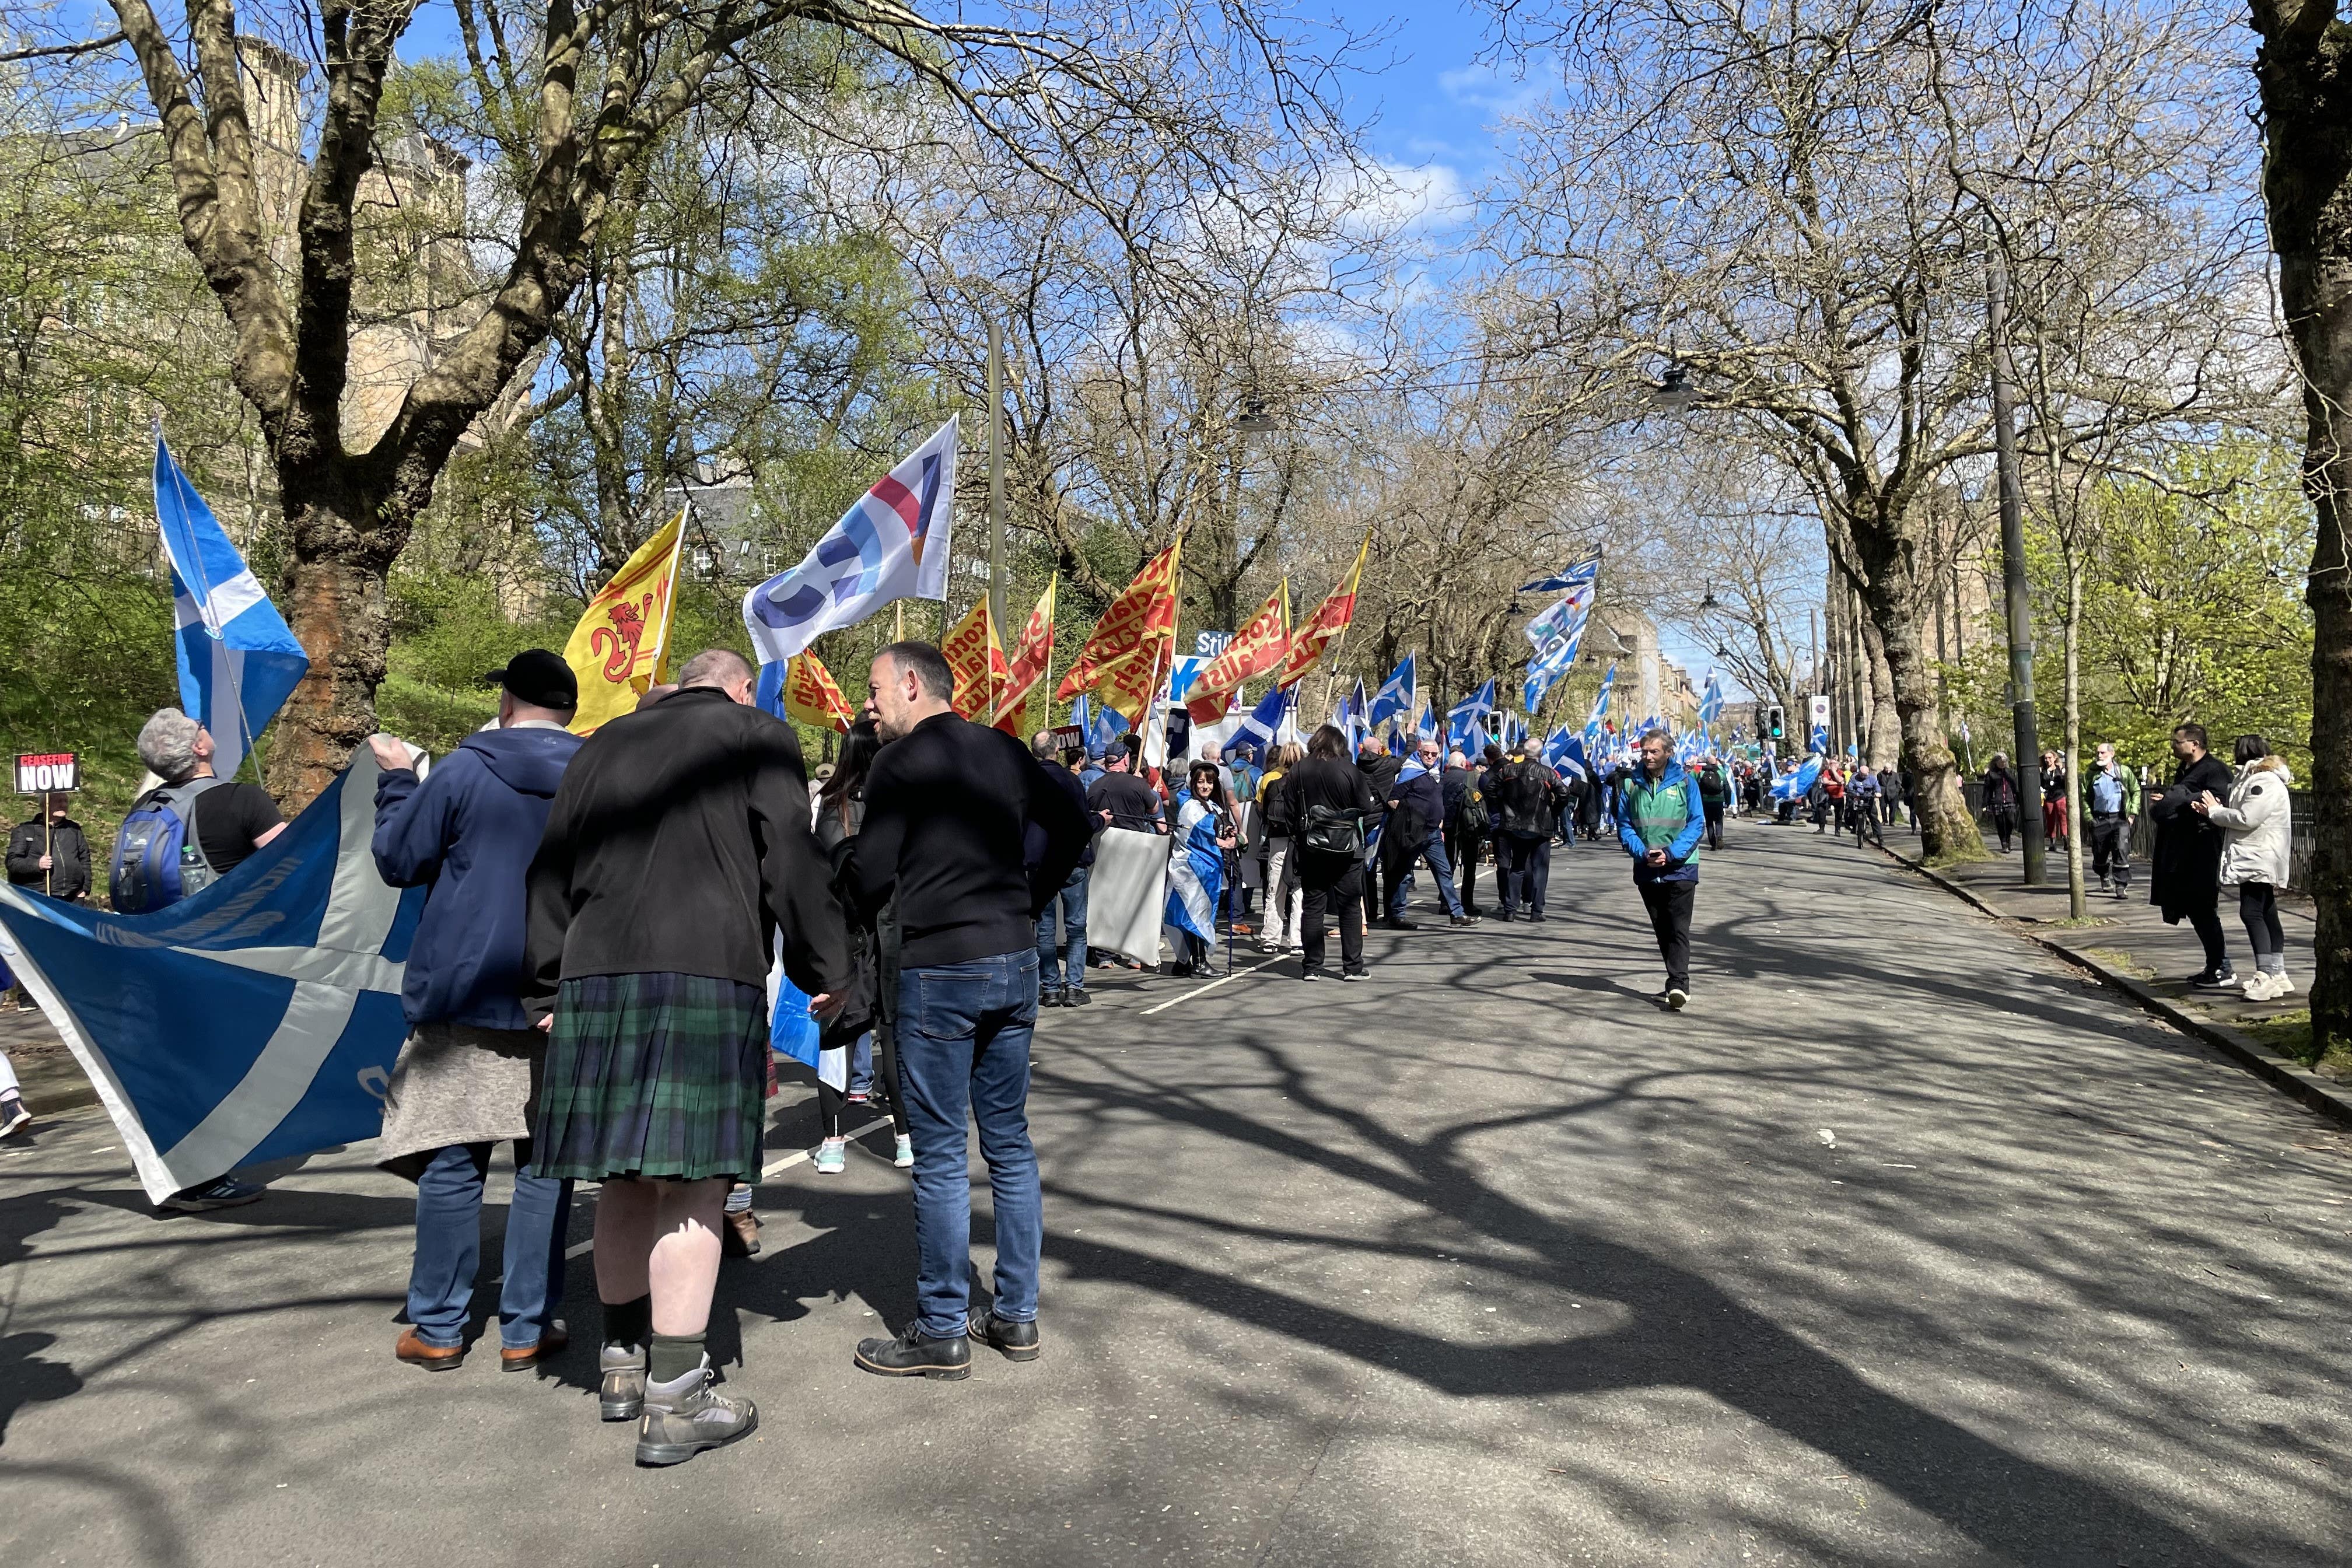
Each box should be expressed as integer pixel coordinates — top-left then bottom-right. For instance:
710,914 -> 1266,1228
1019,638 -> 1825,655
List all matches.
0,752 -> 422,1202
154,435 -> 310,781
744,421 -> 958,663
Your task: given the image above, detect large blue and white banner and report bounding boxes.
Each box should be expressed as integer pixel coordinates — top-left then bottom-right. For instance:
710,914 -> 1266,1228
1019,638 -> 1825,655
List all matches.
1517,550 -> 1602,596
1164,799 -> 1223,944
744,421 -> 957,664
155,436 -> 310,782
0,754 -> 422,1202
1522,583 -> 1592,714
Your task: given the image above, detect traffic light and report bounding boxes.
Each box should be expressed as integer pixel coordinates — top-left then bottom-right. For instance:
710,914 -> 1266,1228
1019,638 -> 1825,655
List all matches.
1767,704 -> 1786,741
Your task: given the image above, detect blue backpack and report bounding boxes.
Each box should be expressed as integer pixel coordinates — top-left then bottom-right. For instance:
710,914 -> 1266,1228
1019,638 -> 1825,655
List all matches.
110,778 -> 224,914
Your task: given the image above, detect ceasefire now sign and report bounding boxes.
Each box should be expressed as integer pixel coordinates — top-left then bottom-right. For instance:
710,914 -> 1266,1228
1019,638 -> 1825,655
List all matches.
15,752 -> 78,794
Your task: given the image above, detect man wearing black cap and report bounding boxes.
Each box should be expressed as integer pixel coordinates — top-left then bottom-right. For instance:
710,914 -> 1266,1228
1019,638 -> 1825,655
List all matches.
365,649 -> 586,1374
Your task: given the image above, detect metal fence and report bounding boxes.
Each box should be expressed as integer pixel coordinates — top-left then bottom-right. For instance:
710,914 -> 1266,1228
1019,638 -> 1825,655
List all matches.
1950,780 -> 2312,891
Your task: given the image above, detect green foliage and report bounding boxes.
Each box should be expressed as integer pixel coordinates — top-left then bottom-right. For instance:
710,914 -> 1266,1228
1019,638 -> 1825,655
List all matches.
2037,437 -> 2315,770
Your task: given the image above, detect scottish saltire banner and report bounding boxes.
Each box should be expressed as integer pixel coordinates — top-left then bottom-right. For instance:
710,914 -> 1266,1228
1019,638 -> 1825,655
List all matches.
1233,684 -> 1293,752
565,508 -> 686,734
1517,550 -> 1601,596
1087,700 -> 1128,757
153,435 -> 310,780
1164,801 -> 1223,943
1416,701 -> 1439,751
1447,678 -> 1496,754
744,421 -> 957,664
1773,756 -> 1823,801
1586,664 -> 1616,732
1368,654 -> 1416,731
1699,669 -> 1725,729
0,752 -> 421,1202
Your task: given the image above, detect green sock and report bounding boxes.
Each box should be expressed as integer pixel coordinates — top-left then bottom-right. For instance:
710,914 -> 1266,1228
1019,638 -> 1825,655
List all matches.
602,1294 -> 651,1350
649,1331 -> 706,1384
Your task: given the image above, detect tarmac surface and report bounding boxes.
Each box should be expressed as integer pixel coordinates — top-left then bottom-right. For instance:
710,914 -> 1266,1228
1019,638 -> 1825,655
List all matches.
3,816 -> 2349,1566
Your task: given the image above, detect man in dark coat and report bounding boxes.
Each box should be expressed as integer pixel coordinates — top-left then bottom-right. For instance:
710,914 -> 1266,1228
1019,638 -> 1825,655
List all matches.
6,794 -> 89,902
2147,721 -> 2237,987
1357,739 -> 1405,928
370,649 -> 583,1376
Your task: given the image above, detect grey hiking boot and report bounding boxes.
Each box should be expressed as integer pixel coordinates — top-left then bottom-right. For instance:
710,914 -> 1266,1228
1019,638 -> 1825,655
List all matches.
600,1343 -> 648,1422
635,1358 -> 758,1467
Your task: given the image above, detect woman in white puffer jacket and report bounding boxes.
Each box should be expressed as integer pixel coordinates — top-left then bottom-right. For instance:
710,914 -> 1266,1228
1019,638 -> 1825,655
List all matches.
2196,734 -> 2295,1000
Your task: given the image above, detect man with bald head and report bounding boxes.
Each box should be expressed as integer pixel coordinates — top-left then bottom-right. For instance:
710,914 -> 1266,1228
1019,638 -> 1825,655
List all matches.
526,646 -> 850,1465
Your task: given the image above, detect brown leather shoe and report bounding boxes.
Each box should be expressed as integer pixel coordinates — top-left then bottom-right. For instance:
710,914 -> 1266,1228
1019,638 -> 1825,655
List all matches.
499,1320 -> 569,1373
722,1208 -> 761,1257
395,1327 -> 465,1370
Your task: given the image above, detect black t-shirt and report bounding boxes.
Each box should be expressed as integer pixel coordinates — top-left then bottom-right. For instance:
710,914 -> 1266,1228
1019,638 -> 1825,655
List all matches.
1087,772 -> 1163,834
192,782 -> 284,873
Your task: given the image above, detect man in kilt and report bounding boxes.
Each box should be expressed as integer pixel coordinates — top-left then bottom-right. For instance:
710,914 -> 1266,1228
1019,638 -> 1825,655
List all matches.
526,648 -> 851,1465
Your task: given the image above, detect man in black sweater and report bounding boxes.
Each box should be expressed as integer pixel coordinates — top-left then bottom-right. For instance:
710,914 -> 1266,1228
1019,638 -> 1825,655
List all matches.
846,641 -> 1090,1379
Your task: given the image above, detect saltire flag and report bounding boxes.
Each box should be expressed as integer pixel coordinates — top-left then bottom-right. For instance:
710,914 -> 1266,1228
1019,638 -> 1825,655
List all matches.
942,597 -> 1010,720
1233,684 -> 1294,753
1517,550 -> 1602,595
153,433 -> 309,780
1186,582 -> 1290,722
1164,799 -> 1224,944
1368,654 -> 1417,732
1416,701 -> 1440,751
1502,712 -> 1526,750
565,508 -> 687,735
1447,678 -> 1497,754
1586,664 -> 1616,731
1464,716 -> 1492,758
1546,726 -> 1588,780
754,651 -> 855,732
993,577 -> 1058,733
1385,720 -> 1406,757
1773,755 -> 1823,801
744,421 -> 956,664
1336,679 -> 1370,750
1699,668 -> 1726,728
1277,535 -> 1368,687
0,751 -> 421,1202
1057,538 -> 1182,699
1087,700 -> 1128,757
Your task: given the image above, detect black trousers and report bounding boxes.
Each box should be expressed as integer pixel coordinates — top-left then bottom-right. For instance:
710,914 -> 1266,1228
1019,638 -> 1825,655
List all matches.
2186,899 -> 2229,972
1500,831 -> 1549,916
1454,830 -> 1487,911
1639,877 -> 1696,989
2240,881 -> 2284,963
1850,802 -> 1882,846
2090,814 -> 2131,887
1990,808 -> 2017,850
1702,802 -> 1724,850
1300,852 -> 1366,975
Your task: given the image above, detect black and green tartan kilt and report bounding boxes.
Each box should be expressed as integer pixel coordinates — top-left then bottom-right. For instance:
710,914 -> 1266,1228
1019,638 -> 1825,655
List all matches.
533,972 -> 769,1182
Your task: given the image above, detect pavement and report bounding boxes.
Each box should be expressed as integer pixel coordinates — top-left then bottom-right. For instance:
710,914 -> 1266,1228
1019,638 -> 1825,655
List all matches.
3,817 -> 2349,1566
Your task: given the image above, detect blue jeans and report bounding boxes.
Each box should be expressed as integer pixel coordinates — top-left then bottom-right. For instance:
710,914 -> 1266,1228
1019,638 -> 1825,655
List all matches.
1035,866 -> 1089,991
407,1142 -> 573,1350
848,1029 -> 876,1096
1388,828 -> 1465,919
897,952 -> 1042,1338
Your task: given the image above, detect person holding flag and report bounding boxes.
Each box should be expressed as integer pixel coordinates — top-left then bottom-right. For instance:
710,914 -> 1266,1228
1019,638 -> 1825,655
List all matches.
1384,737 -> 1475,929
1164,761 -> 1237,976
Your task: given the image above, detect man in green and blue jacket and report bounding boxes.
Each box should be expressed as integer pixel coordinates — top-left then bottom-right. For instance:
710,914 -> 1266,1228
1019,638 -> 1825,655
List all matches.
1618,729 -> 1705,1009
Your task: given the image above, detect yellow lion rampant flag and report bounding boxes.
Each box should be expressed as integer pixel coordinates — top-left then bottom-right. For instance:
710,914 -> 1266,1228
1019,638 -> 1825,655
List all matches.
564,508 -> 687,734
782,652 -> 856,732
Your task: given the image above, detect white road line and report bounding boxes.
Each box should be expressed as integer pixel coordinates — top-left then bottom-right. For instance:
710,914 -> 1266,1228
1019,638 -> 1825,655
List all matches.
1139,956 -> 1287,1016
559,1115 -> 898,1258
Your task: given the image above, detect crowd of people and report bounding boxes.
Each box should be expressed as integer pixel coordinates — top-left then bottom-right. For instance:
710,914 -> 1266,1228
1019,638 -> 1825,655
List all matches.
0,640 -> 2315,1470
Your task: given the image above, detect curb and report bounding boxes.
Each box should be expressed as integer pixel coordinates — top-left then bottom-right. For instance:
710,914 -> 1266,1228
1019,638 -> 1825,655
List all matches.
1877,844 -> 2352,1130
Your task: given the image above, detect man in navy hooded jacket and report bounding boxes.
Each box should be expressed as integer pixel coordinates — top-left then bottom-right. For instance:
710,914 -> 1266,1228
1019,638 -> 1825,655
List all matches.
368,650 -> 584,1373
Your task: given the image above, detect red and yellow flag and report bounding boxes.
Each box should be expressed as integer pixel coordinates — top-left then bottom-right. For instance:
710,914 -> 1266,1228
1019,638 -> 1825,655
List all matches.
942,597 -> 1009,720
992,577 -> 1058,734
1055,538 -> 1182,699
1185,580 -> 1289,723
1276,534 -> 1367,688
780,651 -> 856,732
563,508 -> 687,734
1096,638 -> 1170,732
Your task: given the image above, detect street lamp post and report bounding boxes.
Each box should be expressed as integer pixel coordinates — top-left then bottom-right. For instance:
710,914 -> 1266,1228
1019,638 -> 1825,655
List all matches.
1987,253 -> 2045,886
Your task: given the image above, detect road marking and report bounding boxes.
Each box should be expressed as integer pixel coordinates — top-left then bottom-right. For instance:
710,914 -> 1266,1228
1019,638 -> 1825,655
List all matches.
1140,956 -> 1286,1016
560,1115 -> 897,1259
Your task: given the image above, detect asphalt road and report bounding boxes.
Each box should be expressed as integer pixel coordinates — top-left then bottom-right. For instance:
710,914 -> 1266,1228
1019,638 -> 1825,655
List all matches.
3,817 -> 2348,1566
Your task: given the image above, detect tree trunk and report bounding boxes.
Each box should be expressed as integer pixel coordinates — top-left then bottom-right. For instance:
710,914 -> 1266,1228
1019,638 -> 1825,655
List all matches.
264,480 -> 396,806
1860,610 -> 1902,771
2250,2 -> 2352,1052
2063,559 -> 2086,920
1845,515 -> 1983,861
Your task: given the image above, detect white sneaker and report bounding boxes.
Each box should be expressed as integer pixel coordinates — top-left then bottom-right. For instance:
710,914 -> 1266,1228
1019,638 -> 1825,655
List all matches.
892,1133 -> 914,1170
2242,972 -> 2281,1002
2272,971 -> 2298,999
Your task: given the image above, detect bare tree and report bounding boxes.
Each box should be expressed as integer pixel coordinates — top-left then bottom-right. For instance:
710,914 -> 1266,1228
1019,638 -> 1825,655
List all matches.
65,0 -> 1363,802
